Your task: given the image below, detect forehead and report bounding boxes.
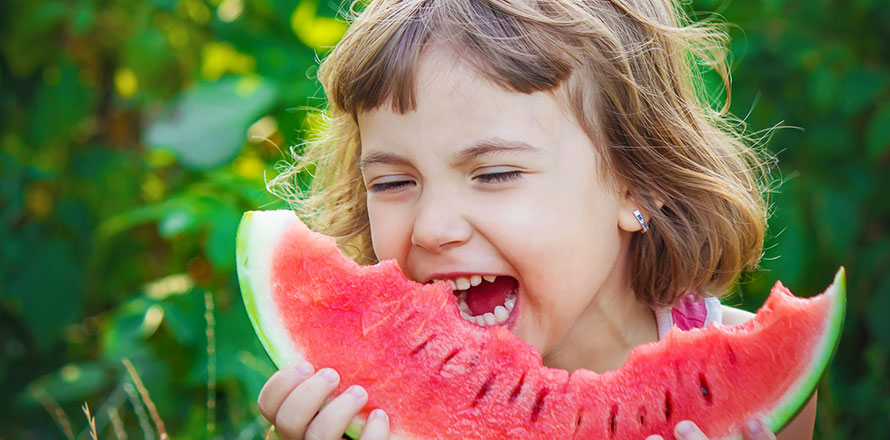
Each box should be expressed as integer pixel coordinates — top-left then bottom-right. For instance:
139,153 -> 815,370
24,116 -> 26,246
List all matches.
356,49 -> 575,158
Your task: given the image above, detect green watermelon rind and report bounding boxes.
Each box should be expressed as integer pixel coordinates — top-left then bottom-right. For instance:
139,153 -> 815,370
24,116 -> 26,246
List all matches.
765,267 -> 846,435
237,211 -> 367,438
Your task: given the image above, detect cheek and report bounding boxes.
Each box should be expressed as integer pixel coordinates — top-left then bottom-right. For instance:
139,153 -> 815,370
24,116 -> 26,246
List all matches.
367,201 -> 410,262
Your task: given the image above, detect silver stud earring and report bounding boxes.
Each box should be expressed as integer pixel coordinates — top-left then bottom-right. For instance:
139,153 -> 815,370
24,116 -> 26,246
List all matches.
633,209 -> 649,233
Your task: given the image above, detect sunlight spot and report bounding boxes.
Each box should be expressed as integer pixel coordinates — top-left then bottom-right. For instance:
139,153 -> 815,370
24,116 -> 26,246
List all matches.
247,116 -> 278,142
141,305 -> 165,337
291,0 -> 347,50
233,155 -> 266,180
201,42 -> 256,80
61,364 -> 82,382
25,182 -> 54,218
145,273 -> 194,299
114,68 -> 139,98
235,76 -> 262,97
141,173 -> 166,202
217,0 -> 244,22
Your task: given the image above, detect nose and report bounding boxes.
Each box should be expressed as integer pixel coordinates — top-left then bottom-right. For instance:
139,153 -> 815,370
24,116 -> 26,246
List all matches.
410,190 -> 472,253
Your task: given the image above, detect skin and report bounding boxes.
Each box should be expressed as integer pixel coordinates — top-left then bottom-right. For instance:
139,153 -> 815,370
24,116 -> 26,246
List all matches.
257,49 -> 816,440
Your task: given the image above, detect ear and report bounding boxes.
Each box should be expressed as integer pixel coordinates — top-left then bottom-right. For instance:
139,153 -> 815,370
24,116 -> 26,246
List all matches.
617,189 -> 663,233
618,197 -> 645,232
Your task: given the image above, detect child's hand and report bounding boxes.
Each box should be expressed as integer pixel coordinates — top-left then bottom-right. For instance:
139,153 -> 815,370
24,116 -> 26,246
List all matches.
645,419 -> 775,440
258,362 -> 391,440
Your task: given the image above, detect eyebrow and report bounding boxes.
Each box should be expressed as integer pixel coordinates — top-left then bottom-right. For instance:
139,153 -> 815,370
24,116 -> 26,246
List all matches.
358,138 -> 543,169
450,138 -> 543,167
358,151 -> 411,169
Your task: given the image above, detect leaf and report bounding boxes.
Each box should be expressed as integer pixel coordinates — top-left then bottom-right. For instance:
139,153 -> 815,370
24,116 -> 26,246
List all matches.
867,103 -> 890,159
866,274 -> 890,351
205,203 -> 241,271
10,237 -> 84,351
144,77 -> 278,170
1,1 -> 67,75
160,289 -> 206,347
25,60 -> 95,146
17,362 -> 110,407
815,186 -> 861,258
840,68 -> 888,114
99,296 -> 160,359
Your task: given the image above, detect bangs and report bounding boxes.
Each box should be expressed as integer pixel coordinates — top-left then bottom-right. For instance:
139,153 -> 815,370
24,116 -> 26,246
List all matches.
321,0 -> 581,114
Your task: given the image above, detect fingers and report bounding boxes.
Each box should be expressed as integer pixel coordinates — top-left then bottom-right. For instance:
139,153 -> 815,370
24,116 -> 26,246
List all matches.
359,409 -> 390,440
258,362 -> 315,423
304,384 -> 369,440
275,368 -> 342,439
669,419 -> 776,440
742,419 -> 777,440
674,420 -> 709,440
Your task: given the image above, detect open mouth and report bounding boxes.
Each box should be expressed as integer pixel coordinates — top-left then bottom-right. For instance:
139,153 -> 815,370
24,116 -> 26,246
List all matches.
432,275 -> 519,327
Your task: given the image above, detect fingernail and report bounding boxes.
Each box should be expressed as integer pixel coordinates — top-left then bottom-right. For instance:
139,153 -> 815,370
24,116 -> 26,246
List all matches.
677,420 -> 694,436
747,419 -> 763,434
294,362 -> 313,377
370,409 -> 387,422
347,385 -> 367,400
320,368 -> 339,384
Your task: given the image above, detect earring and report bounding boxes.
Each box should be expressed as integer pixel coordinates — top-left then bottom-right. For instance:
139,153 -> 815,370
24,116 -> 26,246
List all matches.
632,209 -> 649,233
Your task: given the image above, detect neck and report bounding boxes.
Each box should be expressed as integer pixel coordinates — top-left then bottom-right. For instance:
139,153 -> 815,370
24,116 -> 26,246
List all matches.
541,241 -> 659,373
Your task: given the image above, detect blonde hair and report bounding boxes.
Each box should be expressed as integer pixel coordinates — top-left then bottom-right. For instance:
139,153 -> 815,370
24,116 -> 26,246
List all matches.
271,0 -> 774,306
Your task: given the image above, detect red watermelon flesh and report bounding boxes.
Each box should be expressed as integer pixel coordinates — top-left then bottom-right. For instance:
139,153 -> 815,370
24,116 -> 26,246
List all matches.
236,210 -> 845,440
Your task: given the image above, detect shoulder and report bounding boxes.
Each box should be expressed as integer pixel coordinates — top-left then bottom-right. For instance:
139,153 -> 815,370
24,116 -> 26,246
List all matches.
720,304 -> 755,326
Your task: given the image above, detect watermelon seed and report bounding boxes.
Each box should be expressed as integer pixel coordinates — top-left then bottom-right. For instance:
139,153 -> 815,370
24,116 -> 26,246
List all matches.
509,373 -> 526,403
608,404 -> 618,436
664,391 -> 672,421
638,406 -> 647,426
471,374 -> 496,407
698,373 -> 712,405
573,411 -> 584,434
410,335 -> 434,355
441,348 -> 461,367
530,388 -> 549,422
726,343 -> 737,366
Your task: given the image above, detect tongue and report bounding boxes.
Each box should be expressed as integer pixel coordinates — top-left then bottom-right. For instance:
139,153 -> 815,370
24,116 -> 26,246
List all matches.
465,277 -> 517,316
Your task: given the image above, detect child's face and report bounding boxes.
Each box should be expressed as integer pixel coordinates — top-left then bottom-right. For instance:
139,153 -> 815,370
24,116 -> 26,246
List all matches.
357,49 -> 642,359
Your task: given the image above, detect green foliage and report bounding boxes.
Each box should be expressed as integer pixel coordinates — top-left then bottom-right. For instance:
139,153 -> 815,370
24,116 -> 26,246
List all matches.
0,0 -> 887,438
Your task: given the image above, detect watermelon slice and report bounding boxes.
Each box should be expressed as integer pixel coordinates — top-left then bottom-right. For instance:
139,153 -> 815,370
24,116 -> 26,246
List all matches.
236,210 -> 845,440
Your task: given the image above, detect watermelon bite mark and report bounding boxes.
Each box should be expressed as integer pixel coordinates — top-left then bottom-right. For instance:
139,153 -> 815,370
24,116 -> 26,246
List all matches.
237,210 -> 846,440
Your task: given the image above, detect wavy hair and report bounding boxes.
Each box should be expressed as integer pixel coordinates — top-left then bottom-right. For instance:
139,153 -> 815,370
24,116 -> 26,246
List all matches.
270,0 -> 774,306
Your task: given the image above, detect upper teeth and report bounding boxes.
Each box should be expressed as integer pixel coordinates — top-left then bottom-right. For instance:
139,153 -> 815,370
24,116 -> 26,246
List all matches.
433,275 -> 492,291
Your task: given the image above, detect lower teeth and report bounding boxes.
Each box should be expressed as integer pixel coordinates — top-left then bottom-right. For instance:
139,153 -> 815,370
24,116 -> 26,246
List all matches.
456,292 -> 516,326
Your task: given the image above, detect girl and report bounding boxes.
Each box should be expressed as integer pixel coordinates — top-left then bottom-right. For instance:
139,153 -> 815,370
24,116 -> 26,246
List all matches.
258,0 -> 817,438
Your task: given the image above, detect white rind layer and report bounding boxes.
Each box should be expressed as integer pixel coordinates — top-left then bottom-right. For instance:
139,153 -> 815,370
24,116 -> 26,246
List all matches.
236,210 -> 307,368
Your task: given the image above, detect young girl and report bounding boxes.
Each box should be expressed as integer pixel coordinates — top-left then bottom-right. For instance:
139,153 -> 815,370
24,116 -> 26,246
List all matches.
257,0 -> 817,438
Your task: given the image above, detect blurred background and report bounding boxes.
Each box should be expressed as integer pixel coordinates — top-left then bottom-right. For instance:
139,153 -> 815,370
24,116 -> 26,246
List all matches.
1,0 -> 887,438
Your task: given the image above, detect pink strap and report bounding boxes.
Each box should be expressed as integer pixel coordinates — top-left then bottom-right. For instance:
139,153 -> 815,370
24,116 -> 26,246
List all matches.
654,295 -> 723,340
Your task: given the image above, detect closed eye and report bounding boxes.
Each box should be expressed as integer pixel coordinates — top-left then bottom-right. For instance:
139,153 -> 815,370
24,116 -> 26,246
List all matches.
475,170 -> 523,183
368,179 -> 414,193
